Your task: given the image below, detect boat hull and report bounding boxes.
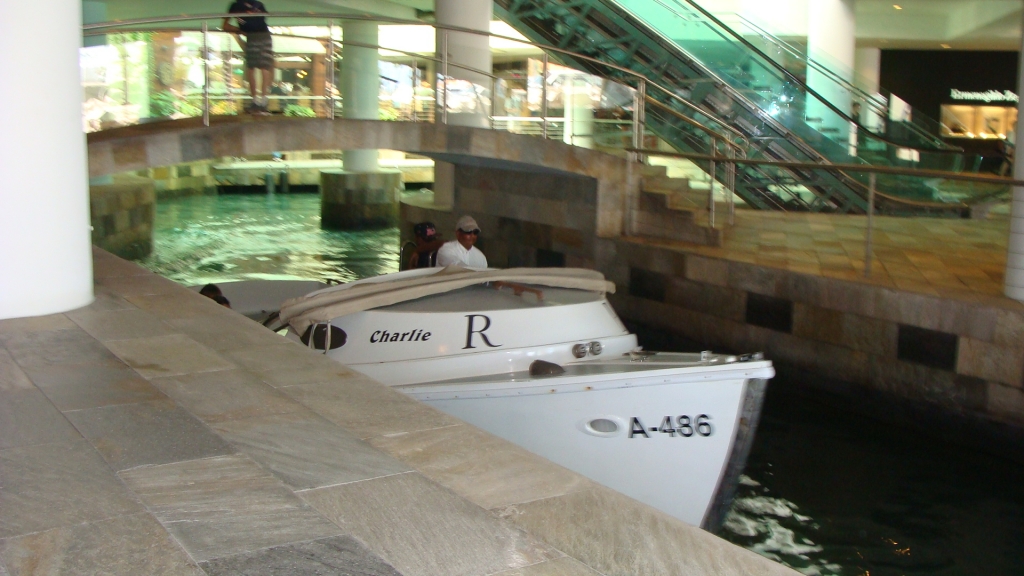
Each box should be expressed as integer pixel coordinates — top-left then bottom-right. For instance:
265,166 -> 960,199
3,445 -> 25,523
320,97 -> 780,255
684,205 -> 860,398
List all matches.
397,360 -> 773,527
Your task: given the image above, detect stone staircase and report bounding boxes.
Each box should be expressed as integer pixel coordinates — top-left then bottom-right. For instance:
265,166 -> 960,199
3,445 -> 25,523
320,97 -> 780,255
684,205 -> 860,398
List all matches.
631,165 -> 724,246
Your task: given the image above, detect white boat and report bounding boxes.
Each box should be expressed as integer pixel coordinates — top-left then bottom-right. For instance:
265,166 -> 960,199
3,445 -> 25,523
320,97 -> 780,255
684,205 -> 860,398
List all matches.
264,266 -> 774,529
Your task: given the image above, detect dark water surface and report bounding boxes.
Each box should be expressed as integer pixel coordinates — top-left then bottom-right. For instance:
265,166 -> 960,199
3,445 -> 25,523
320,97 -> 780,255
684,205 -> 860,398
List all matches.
141,193 -> 1024,576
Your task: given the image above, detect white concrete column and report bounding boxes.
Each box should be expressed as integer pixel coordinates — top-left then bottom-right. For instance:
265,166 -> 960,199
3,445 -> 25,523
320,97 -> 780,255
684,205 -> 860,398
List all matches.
854,47 -> 884,133
435,0 -> 492,128
562,76 -> 594,149
0,0 -> 93,318
1004,18 -> 1024,301
342,20 -> 379,173
806,0 -> 855,147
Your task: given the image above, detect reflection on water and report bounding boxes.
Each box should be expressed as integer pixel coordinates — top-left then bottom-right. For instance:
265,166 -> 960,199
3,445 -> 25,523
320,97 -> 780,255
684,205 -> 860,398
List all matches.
137,193 -> 399,284
723,382 -> 1024,576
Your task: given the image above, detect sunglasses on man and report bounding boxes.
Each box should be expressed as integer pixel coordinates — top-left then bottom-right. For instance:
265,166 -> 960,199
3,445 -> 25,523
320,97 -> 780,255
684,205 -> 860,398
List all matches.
458,228 -> 480,236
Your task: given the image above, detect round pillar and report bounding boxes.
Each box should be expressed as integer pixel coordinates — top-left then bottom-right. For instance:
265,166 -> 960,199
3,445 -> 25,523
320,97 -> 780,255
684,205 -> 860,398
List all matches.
806,0 -> 855,149
563,76 -> 594,149
435,0 -> 493,128
854,47 -> 884,134
0,0 -> 93,318
342,20 -> 380,173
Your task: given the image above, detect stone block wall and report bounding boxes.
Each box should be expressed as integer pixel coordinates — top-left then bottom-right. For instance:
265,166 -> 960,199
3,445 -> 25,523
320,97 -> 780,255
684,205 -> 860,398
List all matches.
400,164 -> 599,270
90,177 -> 155,260
603,241 -> 1024,428
401,163 -> 1024,428
136,160 -> 218,199
321,170 -> 403,230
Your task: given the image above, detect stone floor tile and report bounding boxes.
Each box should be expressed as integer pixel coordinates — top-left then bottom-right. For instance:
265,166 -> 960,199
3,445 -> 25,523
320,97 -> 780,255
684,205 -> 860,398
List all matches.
0,389 -> 82,450
368,424 -> 590,510
166,316 -> 290,352
258,363 -> 359,388
64,398 -> 234,471
74,288 -> 135,312
300,472 -> 559,576
92,248 -> 152,279
497,485 -> 799,576
104,334 -> 236,378
0,314 -> 76,336
119,454 -> 340,562
283,380 -> 462,439
197,535 -> 403,576
24,361 -> 166,411
2,327 -> 121,368
0,440 -> 142,538
212,411 -> 410,491
0,513 -> 204,576
126,292 -> 231,321
96,274 -> 189,299
489,557 -> 601,576
67,308 -> 175,341
150,369 -> 304,423
222,343 -> 341,373
0,351 -> 33,393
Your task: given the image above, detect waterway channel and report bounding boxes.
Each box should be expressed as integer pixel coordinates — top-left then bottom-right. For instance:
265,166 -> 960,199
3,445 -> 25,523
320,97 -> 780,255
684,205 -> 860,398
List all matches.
138,192 -> 1024,576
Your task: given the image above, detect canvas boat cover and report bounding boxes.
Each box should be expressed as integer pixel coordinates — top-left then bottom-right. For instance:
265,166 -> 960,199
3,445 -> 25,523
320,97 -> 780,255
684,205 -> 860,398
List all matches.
279,266 -> 616,333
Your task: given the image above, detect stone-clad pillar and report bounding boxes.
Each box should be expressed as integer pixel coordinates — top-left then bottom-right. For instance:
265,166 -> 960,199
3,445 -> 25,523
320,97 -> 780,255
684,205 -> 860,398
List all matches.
0,0 -> 93,318
342,20 -> 380,173
435,0 -> 493,128
1004,14 -> 1024,301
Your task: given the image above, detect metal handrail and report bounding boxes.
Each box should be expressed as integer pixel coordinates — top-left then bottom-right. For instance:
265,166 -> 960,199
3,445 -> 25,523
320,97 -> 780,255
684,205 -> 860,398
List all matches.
83,12 -> 749,149
629,147 -> 1019,208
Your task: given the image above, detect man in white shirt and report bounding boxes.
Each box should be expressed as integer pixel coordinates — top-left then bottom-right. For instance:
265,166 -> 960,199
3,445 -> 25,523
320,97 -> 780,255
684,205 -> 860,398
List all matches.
436,215 -> 488,268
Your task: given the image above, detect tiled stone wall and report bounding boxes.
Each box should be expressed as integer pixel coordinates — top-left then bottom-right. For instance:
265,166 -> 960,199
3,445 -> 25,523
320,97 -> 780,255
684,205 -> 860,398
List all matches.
321,171 -> 403,230
89,177 -> 155,260
402,173 -> 1024,428
604,241 -> 1024,428
400,164 -> 599,270
137,160 -> 218,199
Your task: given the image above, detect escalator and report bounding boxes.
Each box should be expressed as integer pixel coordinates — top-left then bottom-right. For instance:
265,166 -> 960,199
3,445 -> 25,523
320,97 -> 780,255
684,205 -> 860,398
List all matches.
495,0 -> 976,214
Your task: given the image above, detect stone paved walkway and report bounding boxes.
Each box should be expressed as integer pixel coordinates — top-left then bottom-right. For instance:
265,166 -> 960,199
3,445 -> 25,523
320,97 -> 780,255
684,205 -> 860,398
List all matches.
0,247 -> 798,576
633,210 -> 1017,309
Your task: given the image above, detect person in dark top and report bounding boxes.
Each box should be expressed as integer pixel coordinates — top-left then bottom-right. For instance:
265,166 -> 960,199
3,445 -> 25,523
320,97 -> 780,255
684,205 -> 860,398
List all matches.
222,0 -> 273,115
408,221 -> 445,269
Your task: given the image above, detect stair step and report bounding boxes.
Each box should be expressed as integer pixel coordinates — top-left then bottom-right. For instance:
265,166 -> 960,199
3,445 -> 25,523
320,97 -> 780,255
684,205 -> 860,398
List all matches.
633,192 -> 722,247
641,175 -> 689,195
640,164 -> 668,178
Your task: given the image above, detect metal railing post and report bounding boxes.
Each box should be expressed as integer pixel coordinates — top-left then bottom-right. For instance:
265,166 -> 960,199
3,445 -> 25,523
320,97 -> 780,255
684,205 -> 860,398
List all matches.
441,32 -> 449,125
632,80 -> 646,163
327,19 -> 335,119
865,172 -> 876,277
709,137 -> 716,228
411,57 -> 418,122
202,21 -> 210,126
490,76 -> 497,129
541,53 -> 549,139
727,144 -> 736,225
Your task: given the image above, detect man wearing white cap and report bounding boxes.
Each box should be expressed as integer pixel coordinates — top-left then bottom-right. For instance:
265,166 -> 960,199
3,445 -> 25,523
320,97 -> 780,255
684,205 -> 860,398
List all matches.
436,215 -> 488,268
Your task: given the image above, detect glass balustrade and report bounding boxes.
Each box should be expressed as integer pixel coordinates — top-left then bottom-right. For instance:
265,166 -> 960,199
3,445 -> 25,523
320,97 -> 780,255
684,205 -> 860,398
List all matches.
612,0 -> 967,174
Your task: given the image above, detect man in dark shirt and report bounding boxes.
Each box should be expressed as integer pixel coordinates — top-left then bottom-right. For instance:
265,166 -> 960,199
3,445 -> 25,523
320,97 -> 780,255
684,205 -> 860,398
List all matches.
223,0 -> 273,115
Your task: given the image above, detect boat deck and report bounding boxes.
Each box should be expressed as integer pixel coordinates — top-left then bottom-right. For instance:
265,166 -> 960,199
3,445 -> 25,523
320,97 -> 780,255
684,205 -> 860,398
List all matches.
0,247 -> 799,575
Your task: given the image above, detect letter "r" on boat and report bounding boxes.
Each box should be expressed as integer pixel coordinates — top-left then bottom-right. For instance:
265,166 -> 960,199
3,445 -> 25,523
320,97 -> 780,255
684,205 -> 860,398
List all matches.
464,314 -> 501,349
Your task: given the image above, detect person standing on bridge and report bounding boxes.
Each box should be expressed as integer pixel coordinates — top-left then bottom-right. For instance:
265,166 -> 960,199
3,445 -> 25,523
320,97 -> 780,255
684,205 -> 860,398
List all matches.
222,0 -> 274,115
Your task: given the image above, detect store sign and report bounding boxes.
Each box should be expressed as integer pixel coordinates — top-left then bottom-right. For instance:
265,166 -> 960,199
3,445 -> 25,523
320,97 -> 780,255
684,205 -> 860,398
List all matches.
950,89 -> 1018,103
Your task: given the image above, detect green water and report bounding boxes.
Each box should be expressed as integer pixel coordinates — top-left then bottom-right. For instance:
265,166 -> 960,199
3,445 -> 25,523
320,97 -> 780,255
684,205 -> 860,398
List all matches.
137,193 -> 399,285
